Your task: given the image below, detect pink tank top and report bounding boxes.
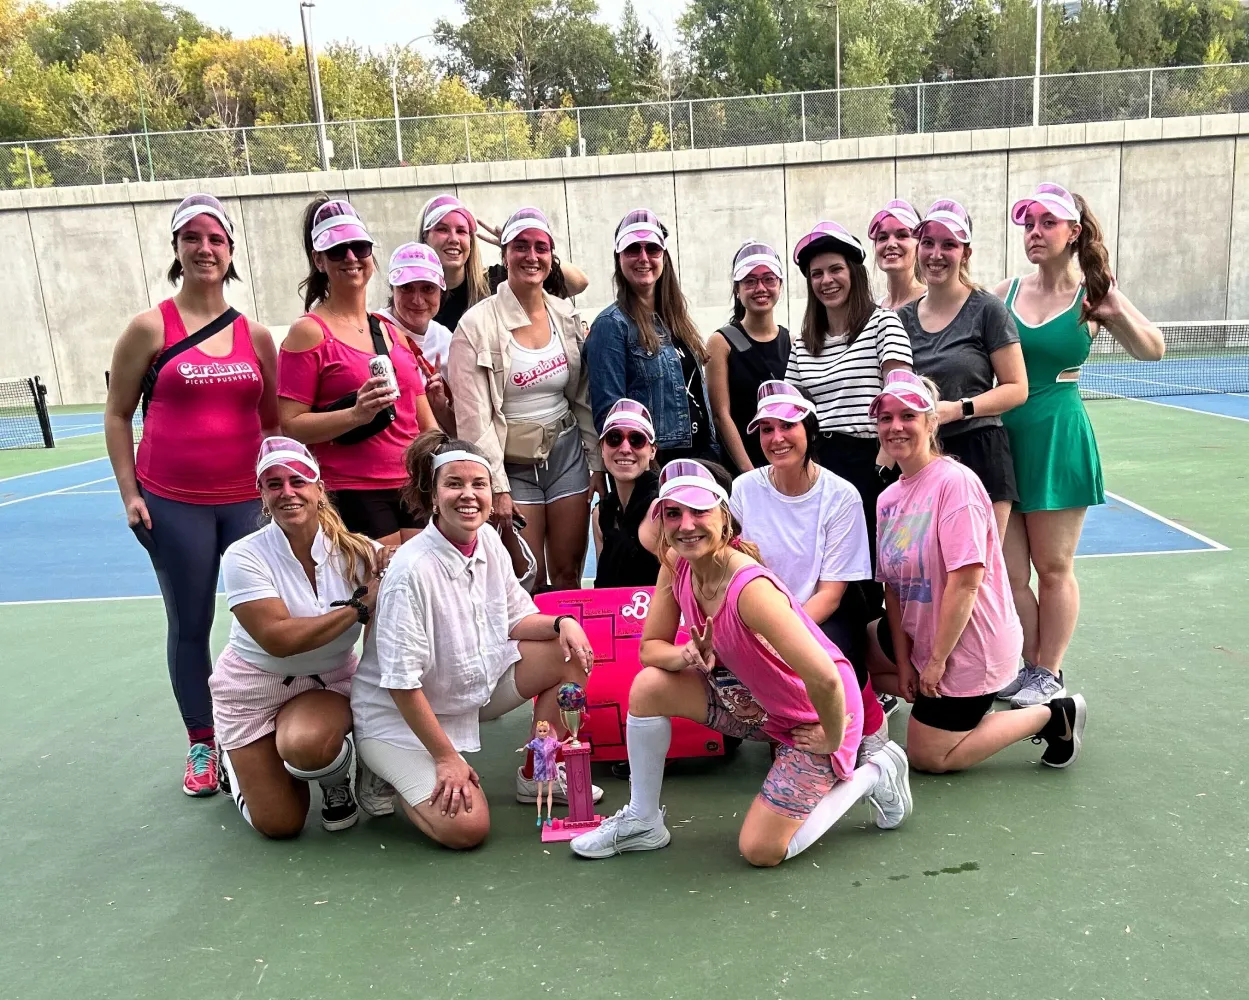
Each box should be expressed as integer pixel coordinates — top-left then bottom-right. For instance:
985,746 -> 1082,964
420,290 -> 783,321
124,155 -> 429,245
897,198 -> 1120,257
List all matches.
672,559 -> 863,779
135,299 -> 263,505
277,314 -> 427,491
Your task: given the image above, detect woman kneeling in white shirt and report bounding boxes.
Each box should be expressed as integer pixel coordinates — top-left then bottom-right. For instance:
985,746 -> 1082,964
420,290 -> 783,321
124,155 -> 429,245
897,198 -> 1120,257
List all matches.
352,430 -> 600,849
216,437 -> 384,838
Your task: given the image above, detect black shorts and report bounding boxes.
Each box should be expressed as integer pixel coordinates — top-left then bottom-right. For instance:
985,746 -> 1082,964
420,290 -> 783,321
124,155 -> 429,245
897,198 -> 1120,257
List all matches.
330,488 -> 418,540
874,616 -> 997,732
939,424 -> 1018,505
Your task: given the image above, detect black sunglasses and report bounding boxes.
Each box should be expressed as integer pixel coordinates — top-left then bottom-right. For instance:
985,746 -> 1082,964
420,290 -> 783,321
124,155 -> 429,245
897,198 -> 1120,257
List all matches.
603,429 -> 649,449
324,241 -> 373,262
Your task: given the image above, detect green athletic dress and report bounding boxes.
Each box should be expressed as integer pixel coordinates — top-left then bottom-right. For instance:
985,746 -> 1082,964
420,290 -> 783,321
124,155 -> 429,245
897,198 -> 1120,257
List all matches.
1000,279 -> 1105,512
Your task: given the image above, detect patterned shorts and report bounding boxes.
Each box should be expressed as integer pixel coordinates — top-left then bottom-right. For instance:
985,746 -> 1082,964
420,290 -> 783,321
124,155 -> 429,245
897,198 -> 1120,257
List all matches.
697,667 -> 838,821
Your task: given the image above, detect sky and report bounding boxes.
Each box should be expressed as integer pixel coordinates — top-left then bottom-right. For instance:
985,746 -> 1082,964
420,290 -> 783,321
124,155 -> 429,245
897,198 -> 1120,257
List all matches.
175,0 -> 684,57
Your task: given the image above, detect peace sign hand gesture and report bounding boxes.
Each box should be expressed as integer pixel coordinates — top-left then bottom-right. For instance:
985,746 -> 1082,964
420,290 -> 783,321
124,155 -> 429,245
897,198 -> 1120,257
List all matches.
681,617 -> 716,672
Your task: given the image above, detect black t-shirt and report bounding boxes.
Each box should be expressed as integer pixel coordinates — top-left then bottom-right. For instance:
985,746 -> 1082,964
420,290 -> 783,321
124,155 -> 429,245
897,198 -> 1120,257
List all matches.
595,471 -> 661,589
673,340 -> 713,457
723,321 -> 790,472
434,281 -> 470,331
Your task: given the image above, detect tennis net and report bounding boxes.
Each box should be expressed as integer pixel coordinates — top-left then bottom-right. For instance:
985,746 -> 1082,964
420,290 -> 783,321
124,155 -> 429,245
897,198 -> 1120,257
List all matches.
0,376 -> 55,449
1081,321 -> 1249,400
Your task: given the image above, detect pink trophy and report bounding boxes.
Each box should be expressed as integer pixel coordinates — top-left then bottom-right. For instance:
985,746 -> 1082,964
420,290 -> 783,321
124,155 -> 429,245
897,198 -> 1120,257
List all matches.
540,682 -> 605,842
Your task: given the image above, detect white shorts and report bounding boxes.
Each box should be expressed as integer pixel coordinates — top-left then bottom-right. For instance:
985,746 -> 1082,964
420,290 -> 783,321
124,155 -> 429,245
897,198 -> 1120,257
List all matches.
358,665 -> 527,807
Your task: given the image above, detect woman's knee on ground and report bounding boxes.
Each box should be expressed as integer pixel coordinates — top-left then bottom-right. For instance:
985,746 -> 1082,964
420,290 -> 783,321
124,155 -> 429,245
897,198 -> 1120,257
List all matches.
406,800 -> 491,850
738,824 -> 788,868
247,799 -> 309,840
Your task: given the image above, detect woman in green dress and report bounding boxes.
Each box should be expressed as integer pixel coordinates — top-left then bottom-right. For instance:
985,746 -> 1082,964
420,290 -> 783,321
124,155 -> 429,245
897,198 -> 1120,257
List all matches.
994,183 -> 1164,709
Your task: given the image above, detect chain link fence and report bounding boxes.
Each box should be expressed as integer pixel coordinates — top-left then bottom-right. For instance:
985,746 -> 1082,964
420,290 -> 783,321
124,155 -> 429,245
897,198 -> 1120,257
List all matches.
3,63 -> 1247,191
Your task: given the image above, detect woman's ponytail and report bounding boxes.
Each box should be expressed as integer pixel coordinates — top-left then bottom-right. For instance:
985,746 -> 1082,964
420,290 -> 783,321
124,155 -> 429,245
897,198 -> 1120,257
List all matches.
1072,193 -> 1113,322
401,430 -> 488,521
298,194 -> 331,311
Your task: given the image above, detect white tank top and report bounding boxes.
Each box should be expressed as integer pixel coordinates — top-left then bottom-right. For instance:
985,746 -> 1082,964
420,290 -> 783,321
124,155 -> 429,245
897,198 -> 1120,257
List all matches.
503,317 -> 570,425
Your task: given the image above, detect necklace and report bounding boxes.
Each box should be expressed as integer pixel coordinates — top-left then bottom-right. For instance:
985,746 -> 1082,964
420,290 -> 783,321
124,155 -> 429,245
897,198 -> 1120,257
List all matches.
325,307 -> 366,337
694,554 -> 732,606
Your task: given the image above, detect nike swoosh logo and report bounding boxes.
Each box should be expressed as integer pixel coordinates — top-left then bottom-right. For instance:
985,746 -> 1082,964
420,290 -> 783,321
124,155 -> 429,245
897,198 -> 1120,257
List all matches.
1060,711 -> 1073,742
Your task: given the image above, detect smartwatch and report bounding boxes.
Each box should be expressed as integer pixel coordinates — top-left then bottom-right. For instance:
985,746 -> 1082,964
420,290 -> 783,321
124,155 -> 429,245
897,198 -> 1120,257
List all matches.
960,397 -> 975,418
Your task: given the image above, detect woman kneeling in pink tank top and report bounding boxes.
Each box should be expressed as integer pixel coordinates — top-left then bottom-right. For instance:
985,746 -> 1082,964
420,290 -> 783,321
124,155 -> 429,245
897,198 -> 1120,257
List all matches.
105,193 -> 280,799
571,460 -> 913,867
278,196 -> 437,545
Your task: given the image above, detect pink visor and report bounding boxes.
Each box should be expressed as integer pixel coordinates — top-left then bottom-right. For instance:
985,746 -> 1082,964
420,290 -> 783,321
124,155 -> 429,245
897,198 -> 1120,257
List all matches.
615,208 -> 667,254
732,240 -> 783,281
868,199 -> 921,239
256,436 -> 320,483
1011,182 -> 1079,225
171,193 -> 235,240
601,399 -> 655,442
419,194 -> 477,236
389,242 -> 446,289
915,199 -> 972,243
501,207 -> 555,246
747,380 -> 815,434
793,220 -> 865,267
869,371 -> 937,418
310,199 -> 373,252
655,459 -> 729,514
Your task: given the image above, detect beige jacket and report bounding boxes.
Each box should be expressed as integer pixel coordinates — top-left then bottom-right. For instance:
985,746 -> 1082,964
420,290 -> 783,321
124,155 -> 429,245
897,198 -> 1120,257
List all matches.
448,282 -> 602,493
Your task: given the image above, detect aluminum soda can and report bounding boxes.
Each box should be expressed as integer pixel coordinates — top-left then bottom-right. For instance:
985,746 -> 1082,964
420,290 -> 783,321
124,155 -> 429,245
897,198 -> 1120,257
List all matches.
368,354 -> 398,396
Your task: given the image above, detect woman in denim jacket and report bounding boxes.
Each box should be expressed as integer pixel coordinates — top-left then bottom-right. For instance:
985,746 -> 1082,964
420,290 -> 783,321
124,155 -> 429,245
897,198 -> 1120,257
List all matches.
586,209 -> 718,467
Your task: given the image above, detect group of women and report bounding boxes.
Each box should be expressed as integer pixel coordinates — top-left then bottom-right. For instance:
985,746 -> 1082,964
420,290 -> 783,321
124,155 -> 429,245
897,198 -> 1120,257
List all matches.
104,179 -> 1163,862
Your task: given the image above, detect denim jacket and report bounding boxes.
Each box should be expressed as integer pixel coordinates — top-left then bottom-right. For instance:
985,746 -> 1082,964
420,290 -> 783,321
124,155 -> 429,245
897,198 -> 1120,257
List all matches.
586,303 -> 718,454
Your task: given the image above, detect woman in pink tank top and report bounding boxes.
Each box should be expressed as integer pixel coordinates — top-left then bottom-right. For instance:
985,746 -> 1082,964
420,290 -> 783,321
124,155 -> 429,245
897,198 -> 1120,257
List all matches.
571,460 -> 914,867
104,193 -> 279,800
278,197 -> 436,545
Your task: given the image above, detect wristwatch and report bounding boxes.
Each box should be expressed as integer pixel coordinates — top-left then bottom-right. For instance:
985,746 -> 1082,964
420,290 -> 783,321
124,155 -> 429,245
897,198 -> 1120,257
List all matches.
960,397 -> 975,418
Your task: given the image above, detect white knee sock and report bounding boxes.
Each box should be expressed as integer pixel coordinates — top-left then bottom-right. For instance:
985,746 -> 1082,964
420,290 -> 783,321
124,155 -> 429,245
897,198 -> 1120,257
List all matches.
625,714 -> 672,822
784,762 -> 882,861
220,749 -> 256,831
284,737 -> 352,787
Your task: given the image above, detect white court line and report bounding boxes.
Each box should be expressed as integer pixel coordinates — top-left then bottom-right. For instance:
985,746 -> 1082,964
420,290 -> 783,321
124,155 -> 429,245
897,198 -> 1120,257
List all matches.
1076,547 -> 1226,560
52,489 -> 118,495
1121,396 -> 1249,424
1103,490 -> 1230,551
0,594 -> 164,607
0,476 -> 114,508
1086,372 -> 1249,399
0,455 -> 109,484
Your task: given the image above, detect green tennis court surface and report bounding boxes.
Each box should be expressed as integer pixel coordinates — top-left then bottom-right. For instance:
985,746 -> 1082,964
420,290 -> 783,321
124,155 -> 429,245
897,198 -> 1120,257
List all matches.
2,398 -> 1245,1000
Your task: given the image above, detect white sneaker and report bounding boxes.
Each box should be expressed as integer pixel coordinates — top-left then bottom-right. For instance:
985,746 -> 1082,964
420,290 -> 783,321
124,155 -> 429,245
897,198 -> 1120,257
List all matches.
865,741 -> 912,830
1010,669 -> 1067,708
515,763 -> 604,805
355,758 -> 395,818
570,806 -> 671,859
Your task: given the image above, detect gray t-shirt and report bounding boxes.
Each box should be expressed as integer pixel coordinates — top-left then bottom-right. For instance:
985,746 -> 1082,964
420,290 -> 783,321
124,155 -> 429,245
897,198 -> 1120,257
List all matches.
898,289 -> 1019,436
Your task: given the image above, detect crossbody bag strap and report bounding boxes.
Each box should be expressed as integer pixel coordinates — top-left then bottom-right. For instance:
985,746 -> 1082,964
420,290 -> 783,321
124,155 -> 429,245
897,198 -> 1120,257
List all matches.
141,307 -> 241,417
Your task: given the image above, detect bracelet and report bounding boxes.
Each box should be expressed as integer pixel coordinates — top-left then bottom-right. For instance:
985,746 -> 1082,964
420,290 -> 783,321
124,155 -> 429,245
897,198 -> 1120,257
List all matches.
331,585 -> 371,625
553,614 -> 576,637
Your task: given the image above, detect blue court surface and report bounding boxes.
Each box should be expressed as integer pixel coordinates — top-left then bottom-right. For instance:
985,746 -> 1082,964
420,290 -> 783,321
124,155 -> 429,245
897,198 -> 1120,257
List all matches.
0,453 -> 1228,605
1082,355 -> 1249,420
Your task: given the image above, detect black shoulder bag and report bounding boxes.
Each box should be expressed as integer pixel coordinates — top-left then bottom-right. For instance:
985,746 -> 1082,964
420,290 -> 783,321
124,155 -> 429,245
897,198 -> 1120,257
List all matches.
716,322 -> 792,385
140,308 -> 241,418
310,314 -> 398,445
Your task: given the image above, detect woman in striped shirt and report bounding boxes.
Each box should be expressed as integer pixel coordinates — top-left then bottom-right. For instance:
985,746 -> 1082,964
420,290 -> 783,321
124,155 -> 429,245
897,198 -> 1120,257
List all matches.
785,221 -> 914,575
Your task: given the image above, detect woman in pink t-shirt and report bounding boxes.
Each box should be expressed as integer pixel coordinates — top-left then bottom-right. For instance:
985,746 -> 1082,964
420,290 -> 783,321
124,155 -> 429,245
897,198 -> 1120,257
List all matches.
105,193 -> 279,799
278,197 -> 436,545
866,371 -> 1087,773
572,460 -> 912,868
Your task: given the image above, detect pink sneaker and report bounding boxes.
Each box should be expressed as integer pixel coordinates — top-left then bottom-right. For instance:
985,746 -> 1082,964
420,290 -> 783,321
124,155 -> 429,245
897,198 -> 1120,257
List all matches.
183,743 -> 219,797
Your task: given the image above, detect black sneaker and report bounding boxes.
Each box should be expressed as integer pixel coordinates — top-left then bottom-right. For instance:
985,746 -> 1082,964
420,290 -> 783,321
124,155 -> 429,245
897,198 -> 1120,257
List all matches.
217,744 -> 231,795
878,693 -> 900,718
1037,694 -> 1087,768
320,782 -> 359,832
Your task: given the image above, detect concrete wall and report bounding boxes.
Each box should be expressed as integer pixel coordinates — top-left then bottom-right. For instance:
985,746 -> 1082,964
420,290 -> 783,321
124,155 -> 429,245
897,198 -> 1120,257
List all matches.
3,112 -> 1247,404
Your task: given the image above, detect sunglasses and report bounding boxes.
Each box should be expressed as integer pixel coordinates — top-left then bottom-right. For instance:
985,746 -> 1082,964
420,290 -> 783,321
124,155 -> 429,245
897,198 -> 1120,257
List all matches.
623,242 -> 664,258
603,429 -> 650,449
324,241 -> 374,262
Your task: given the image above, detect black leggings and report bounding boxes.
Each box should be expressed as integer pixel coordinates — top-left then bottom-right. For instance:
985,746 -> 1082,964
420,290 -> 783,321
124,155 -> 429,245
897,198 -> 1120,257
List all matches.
816,432 -> 889,618
139,488 -> 260,730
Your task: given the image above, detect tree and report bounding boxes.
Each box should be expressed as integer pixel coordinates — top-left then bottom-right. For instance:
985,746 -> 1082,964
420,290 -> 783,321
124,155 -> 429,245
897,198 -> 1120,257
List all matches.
991,0 -> 1063,77
1113,0 -> 1171,66
1057,1 -> 1122,71
927,0 -> 997,79
434,0 -> 618,109
610,2 -> 667,102
28,0 -> 208,67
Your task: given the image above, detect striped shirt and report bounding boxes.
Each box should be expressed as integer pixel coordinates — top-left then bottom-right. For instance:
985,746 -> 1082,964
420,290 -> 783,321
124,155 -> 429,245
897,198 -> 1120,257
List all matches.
785,307 -> 913,439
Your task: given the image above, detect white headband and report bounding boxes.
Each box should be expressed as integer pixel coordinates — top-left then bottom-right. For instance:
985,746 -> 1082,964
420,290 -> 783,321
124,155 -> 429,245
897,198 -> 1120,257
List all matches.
432,450 -> 491,473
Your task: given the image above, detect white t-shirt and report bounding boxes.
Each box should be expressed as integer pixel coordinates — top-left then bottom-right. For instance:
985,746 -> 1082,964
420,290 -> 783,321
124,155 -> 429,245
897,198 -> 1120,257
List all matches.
729,466 -> 872,604
351,525 -> 538,753
502,319 -> 570,425
785,307 -> 913,439
222,521 -> 376,676
374,307 -> 452,376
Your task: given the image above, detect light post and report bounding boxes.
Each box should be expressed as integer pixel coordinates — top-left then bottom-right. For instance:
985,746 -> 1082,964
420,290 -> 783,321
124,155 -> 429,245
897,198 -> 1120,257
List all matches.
300,2 -> 330,170
1032,0 -> 1043,126
390,35 -> 434,166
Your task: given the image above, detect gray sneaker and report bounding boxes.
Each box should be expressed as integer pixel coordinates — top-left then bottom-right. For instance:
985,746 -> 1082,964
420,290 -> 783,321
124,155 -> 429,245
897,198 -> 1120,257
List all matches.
516,763 -> 604,805
570,806 -> 670,859
865,741 -> 912,830
1010,669 -> 1067,708
355,759 -> 395,818
996,664 -> 1037,700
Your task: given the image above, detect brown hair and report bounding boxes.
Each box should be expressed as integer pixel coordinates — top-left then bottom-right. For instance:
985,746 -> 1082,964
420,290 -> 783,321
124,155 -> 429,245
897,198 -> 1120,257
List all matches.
1072,193 -> 1113,322
299,194 -> 331,311
167,237 -> 241,286
262,487 -> 375,590
799,254 -> 878,355
613,251 -> 708,364
401,429 -> 489,521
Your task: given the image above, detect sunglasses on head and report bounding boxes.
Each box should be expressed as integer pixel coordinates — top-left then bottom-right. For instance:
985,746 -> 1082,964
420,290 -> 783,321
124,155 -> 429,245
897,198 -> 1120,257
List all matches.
604,429 -> 650,449
324,241 -> 374,262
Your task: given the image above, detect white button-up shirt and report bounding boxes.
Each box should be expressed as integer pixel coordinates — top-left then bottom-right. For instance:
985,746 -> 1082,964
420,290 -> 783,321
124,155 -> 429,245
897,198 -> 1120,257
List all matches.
222,521 -> 373,676
351,524 -> 539,752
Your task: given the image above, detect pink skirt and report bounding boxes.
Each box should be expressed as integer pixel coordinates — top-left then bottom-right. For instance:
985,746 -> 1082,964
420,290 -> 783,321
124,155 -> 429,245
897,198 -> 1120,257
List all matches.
209,645 -> 356,751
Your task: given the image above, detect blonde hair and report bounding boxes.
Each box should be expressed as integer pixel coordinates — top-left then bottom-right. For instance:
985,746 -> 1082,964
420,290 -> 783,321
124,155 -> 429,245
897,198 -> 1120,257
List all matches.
918,374 -> 944,457
420,216 -> 489,309
317,496 -> 377,590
